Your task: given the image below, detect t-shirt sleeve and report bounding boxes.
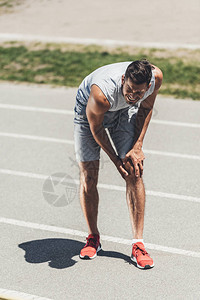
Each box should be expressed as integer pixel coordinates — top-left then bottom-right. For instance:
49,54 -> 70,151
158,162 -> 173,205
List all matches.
90,76 -> 115,108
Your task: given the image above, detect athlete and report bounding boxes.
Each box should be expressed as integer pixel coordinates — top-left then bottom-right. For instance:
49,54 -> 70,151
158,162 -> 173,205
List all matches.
74,60 -> 163,269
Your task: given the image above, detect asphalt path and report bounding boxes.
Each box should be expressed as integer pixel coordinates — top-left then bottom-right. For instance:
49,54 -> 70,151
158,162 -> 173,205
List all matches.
0,83 -> 200,299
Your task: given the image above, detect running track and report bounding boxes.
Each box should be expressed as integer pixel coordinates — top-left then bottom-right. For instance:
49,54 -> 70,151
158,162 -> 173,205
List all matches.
0,83 -> 199,299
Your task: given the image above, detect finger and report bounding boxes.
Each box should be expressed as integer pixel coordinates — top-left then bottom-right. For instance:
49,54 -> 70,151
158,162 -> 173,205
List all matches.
125,158 -> 137,176
123,160 -> 133,175
122,157 -> 128,165
127,162 -> 135,175
138,162 -> 144,177
119,165 -> 129,177
133,162 -> 140,177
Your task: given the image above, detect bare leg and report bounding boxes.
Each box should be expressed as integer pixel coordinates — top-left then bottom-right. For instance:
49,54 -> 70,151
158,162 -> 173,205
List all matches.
79,160 -> 100,235
125,175 -> 146,239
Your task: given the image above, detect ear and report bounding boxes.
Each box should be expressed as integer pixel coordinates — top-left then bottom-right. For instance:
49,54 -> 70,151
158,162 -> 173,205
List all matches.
121,74 -> 125,85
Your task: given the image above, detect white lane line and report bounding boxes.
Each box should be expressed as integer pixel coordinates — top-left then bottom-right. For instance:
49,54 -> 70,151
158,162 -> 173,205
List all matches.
0,103 -> 73,115
97,183 -> 200,203
1,103 -> 200,128
0,288 -> 52,300
0,132 -> 74,145
0,168 -> 200,203
151,119 -> 200,128
1,132 -> 200,161
0,217 -> 199,258
144,149 -> 200,161
0,33 -> 200,50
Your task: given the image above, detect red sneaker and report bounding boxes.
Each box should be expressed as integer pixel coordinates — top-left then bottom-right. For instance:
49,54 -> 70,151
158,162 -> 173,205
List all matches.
131,242 -> 154,269
80,234 -> 101,259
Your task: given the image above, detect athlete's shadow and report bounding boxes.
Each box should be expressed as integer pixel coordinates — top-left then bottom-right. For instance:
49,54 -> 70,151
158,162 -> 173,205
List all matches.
98,249 -> 132,264
19,238 -> 132,269
19,238 -> 81,269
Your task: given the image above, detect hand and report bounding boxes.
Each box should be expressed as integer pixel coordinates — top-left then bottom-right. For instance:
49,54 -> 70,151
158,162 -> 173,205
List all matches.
123,147 -> 145,178
114,156 -> 129,179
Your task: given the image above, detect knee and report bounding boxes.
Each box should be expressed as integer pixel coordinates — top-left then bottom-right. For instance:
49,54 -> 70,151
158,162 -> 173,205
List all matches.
79,160 -> 99,193
80,170 -> 98,193
125,172 -> 142,185
123,159 -> 143,184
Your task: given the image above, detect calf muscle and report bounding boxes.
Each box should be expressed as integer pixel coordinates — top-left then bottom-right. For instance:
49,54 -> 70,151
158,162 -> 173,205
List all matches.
79,160 -> 100,235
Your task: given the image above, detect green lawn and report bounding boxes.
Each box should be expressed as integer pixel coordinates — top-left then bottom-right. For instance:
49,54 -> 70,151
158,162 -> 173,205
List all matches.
0,0 -> 24,14
0,42 -> 200,100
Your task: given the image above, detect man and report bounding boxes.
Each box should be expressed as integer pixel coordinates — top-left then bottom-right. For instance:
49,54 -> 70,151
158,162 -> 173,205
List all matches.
74,60 -> 163,269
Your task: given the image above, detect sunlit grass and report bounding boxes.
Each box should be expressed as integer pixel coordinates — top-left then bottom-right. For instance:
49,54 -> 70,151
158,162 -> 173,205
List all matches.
0,42 -> 200,100
0,0 -> 23,6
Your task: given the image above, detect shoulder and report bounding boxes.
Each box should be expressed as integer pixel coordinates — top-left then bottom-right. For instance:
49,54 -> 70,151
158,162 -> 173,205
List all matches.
88,84 -> 111,115
152,65 -> 163,90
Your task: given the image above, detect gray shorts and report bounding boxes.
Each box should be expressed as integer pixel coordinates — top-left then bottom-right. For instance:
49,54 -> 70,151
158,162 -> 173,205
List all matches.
74,106 -> 138,162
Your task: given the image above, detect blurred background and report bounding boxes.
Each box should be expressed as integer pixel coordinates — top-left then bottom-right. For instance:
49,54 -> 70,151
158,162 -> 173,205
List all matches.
0,0 -> 200,45
0,0 -> 199,100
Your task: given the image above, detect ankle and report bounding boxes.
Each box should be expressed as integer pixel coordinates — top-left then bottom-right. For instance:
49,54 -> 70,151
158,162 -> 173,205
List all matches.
132,238 -> 144,245
88,232 -> 100,238
88,230 -> 99,235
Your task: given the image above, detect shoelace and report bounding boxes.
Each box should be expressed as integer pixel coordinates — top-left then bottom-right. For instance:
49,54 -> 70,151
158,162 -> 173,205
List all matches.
86,237 -> 98,248
134,245 -> 149,256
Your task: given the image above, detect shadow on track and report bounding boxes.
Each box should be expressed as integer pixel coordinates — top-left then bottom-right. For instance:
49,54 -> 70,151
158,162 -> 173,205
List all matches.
18,238 -> 132,269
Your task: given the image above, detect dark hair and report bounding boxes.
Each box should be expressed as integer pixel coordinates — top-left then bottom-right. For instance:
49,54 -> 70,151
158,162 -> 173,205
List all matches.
125,60 -> 152,85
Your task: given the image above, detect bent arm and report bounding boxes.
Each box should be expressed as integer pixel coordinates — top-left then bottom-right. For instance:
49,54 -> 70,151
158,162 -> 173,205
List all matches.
133,67 -> 163,149
86,85 -> 118,163
133,90 -> 158,149
123,67 -> 163,177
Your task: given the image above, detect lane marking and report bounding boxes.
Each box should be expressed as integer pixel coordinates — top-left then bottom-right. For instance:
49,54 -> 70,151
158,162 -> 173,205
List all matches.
0,103 -> 73,115
0,132 -> 75,145
144,149 -> 200,161
98,183 -> 200,203
151,119 -> 200,128
0,217 -> 200,258
0,132 -> 200,161
0,33 -> 200,50
1,103 -> 200,128
0,168 -> 199,203
0,288 -> 52,300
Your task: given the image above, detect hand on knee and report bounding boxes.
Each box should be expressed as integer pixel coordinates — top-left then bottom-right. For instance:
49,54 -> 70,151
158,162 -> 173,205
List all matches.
122,158 -> 143,180
122,159 -> 135,177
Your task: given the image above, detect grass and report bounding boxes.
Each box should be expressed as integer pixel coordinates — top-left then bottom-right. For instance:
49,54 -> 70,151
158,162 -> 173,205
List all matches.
0,41 -> 200,100
0,0 -> 24,14
0,0 -> 23,8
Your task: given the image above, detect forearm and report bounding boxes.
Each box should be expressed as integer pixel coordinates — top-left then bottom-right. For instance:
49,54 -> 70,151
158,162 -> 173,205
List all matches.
123,107 -> 153,177
133,107 -> 153,148
90,123 -> 118,163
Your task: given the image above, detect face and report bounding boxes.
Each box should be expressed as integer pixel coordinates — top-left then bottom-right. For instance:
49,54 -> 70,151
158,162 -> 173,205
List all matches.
121,75 -> 150,105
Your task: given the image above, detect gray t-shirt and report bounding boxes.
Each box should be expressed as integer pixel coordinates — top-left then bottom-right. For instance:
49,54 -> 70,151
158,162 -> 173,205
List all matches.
75,61 -> 155,116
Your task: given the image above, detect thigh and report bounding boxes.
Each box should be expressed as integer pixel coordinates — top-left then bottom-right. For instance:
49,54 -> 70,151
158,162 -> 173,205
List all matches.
108,106 -> 138,159
74,114 -> 101,162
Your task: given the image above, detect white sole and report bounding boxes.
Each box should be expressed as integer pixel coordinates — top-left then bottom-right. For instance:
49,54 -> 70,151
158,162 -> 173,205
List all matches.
131,255 -> 154,269
80,244 -> 102,259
